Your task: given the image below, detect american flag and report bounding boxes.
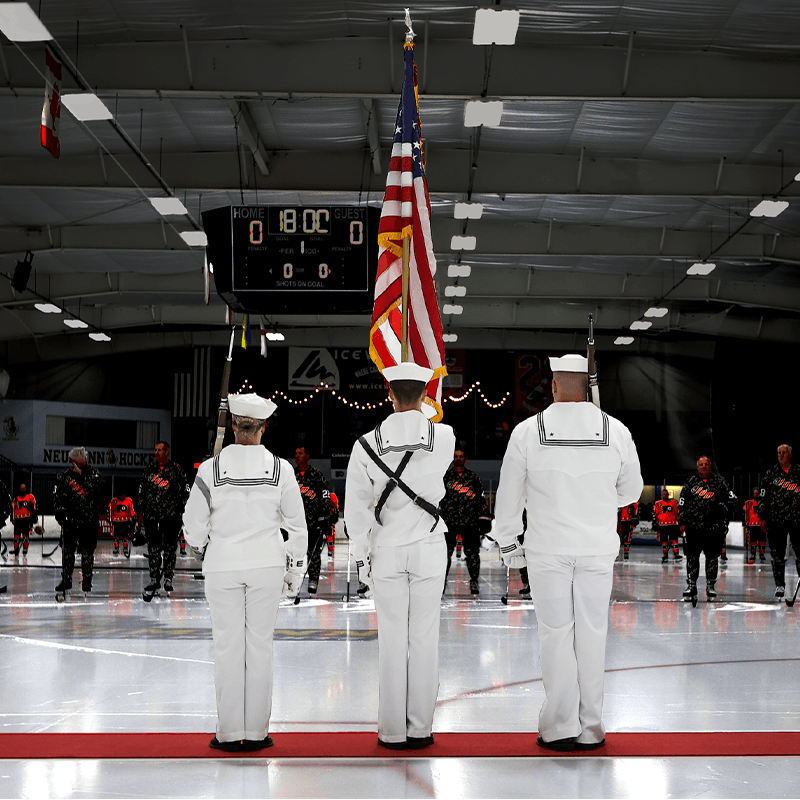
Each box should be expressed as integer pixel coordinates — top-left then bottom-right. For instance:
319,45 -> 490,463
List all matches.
369,42 -> 447,421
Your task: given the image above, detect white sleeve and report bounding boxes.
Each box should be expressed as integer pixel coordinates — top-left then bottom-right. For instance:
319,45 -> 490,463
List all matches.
182,465 -> 212,550
279,461 -> 308,562
493,424 -> 528,548
343,441 -> 375,556
616,429 -> 644,507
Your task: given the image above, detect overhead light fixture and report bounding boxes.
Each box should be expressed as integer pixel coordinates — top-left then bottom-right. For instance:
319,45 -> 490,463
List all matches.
454,202 -> 484,220
443,304 -> 463,315
644,307 -> 669,318
464,100 -> 503,128
64,319 -> 89,329
180,231 -> 208,247
445,285 -> 467,297
265,332 -> 285,341
89,332 -> 111,342
630,320 -> 652,331
149,197 -> 189,216
34,302 -> 61,314
473,8 -> 520,45
687,261 -> 717,276
614,336 -> 635,346
750,199 -> 789,218
795,171 -> 800,182
61,93 -> 113,121
450,235 -> 476,251
442,333 -> 458,343
448,264 -> 471,278
0,2 -> 52,41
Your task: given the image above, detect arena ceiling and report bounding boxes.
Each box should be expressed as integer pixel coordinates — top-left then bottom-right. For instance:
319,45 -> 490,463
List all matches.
1,0 -> 800,364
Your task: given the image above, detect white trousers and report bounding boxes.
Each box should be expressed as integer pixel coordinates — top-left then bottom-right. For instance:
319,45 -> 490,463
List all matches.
204,566 -> 284,742
371,537 -> 447,742
526,551 -> 616,745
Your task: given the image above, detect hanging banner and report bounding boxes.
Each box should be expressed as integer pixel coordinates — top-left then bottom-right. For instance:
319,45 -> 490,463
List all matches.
41,46 -> 62,159
514,354 -> 552,424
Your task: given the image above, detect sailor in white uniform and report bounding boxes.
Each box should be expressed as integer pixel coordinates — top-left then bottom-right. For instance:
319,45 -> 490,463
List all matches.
183,393 -> 307,752
345,362 -> 455,750
494,354 -> 643,752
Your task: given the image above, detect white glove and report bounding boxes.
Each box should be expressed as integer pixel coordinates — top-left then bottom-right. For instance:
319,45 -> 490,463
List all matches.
354,548 -> 373,595
283,554 -> 305,597
500,539 -> 527,570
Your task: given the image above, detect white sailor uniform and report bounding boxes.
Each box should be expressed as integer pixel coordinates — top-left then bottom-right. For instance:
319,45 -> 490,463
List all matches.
183,444 -> 307,744
345,409 -> 455,743
494,401 -> 642,745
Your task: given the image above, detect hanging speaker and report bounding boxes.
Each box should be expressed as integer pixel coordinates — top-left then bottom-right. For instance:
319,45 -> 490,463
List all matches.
11,252 -> 33,293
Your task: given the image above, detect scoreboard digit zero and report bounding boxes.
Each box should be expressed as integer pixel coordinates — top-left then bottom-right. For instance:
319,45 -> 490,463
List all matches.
202,205 -> 380,315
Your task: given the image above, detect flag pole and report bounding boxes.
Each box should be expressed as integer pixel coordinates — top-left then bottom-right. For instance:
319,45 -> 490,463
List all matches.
400,9 -> 416,364
401,239 -> 410,362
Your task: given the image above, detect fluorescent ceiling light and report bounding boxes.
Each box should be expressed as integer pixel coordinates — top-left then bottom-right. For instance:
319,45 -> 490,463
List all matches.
750,199 -> 789,218
464,100 -> 503,128
89,332 -> 111,342
34,302 -> 61,314
454,202 -> 484,220
149,197 -> 189,216
644,307 -> 669,318
266,332 -> 285,341
450,235 -> 476,251
445,285 -> 467,297
687,261 -> 716,276
443,304 -> 463,315
614,336 -> 635,346
180,231 -> 208,247
64,319 -> 89,329
61,93 -> 113,121
0,2 -> 52,41
442,333 -> 458,343
795,171 -> 800,182
473,8 -> 520,45
448,264 -> 471,278
630,320 -> 652,330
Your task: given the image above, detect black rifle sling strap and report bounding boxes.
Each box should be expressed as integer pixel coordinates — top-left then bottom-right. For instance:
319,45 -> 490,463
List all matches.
358,436 -> 441,531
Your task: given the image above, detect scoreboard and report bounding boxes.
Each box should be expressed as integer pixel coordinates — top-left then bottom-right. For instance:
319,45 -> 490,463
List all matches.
202,205 -> 380,314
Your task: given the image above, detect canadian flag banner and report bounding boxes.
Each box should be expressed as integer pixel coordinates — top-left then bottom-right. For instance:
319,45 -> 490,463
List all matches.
41,46 -> 62,158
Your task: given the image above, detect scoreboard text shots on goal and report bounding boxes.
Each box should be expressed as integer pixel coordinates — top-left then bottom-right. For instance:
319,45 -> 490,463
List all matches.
202,205 -> 380,315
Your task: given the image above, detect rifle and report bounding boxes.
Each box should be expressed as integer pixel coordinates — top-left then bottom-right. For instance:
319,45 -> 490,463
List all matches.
587,314 -> 600,408
213,328 -> 237,457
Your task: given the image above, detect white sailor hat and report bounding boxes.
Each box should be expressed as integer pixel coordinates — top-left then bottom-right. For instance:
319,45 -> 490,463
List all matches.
382,362 -> 434,384
228,392 -> 277,419
549,354 -> 588,373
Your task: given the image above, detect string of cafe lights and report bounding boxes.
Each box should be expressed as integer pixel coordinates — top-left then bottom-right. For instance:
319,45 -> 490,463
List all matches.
442,381 -> 510,409
234,381 -> 509,410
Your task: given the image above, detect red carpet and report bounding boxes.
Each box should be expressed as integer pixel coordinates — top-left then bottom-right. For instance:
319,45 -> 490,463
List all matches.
1,732 -> 799,759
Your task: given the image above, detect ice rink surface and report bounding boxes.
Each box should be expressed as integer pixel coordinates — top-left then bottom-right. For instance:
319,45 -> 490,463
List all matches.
0,533 -> 798,799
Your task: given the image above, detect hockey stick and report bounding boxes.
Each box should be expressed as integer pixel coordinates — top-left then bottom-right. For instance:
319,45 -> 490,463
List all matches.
43,531 -> 61,559
341,529 -> 352,603
293,524 -> 327,606
500,565 -> 510,605
786,579 -> 800,608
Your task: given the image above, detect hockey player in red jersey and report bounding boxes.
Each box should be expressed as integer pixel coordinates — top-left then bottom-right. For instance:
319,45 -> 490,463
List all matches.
109,493 -> 136,558
618,502 -> 639,561
743,487 -> 766,564
12,484 -> 37,556
653,488 -> 682,563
